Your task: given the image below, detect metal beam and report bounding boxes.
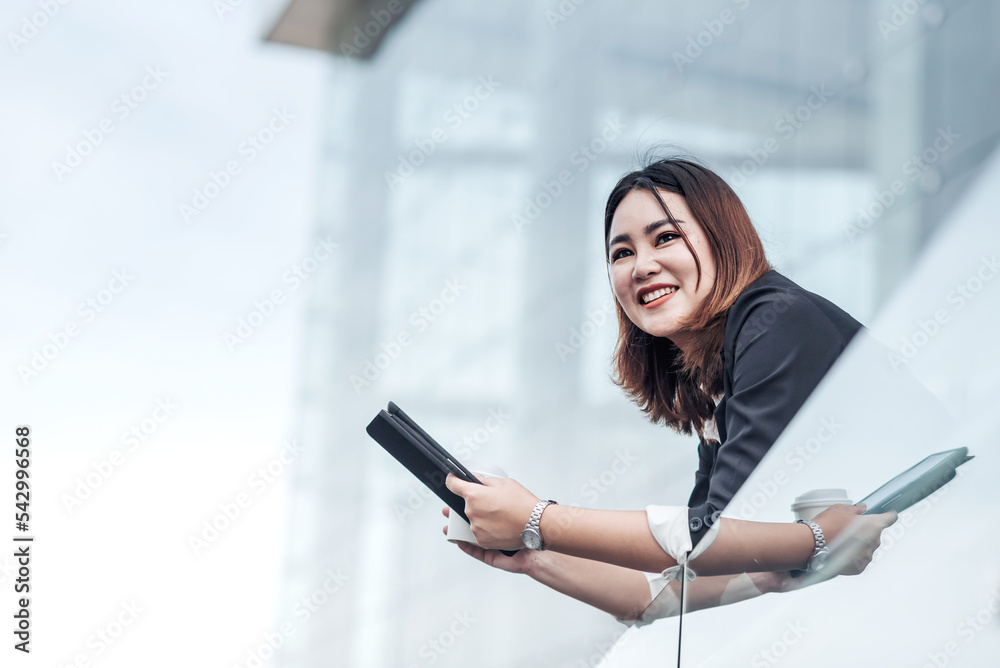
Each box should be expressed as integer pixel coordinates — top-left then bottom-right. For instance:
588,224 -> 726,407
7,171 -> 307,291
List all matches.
266,0 -> 421,59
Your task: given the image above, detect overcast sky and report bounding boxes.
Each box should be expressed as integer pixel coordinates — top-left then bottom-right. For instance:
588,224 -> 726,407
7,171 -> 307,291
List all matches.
1,1 -> 332,664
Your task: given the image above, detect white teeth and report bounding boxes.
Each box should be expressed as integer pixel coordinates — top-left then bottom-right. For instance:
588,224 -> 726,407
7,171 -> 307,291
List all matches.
641,286 -> 677,304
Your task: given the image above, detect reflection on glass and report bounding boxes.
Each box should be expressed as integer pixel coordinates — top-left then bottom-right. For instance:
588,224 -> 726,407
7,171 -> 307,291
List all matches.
611,144 -> 1000,664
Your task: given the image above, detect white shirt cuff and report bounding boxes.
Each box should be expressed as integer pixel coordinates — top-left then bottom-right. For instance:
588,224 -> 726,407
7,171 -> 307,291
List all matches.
644,504 -> 720,566
613,506 -> 722,627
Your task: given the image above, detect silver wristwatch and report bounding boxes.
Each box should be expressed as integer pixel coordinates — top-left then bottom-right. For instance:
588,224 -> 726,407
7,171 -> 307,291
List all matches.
796,519 -> 829,572
521,500 -> 557,550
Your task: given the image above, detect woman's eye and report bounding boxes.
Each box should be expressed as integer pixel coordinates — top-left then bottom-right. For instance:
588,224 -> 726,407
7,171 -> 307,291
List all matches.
656,232 -> 680,244
610,248 -> 633,261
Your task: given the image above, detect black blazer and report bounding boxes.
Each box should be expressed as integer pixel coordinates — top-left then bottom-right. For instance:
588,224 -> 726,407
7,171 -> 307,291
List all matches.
686,270 -> 862,547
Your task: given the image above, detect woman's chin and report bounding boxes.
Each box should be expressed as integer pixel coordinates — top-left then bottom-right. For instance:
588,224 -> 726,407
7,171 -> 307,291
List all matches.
635,320 -> 682,341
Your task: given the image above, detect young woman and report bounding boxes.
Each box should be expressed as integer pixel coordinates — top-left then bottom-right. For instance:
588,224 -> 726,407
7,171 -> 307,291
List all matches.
442,157 -> 897,625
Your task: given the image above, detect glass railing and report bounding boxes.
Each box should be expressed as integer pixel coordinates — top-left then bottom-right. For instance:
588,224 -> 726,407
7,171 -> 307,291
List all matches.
602,146 -> 1000,668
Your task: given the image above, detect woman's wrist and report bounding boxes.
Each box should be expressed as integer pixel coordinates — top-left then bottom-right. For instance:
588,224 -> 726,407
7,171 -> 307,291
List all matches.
749,571 -> 781,594
522,548 -> 556,580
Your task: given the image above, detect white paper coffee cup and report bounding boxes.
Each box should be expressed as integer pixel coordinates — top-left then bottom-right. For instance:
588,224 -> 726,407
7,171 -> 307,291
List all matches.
446,461 -> 507,546
791,488 -> 852,521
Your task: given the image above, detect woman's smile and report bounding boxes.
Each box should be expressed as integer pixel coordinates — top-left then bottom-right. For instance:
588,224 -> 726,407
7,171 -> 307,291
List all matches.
638,284 -> 679,308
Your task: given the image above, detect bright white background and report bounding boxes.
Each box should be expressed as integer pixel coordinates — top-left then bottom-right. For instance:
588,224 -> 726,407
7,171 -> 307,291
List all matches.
1,1 -> 330,665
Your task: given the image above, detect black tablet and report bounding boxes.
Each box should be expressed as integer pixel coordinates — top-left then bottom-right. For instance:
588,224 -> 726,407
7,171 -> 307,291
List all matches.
386,401 -> 481,484
366,403 -> 521,556
366,408 -> 474,520
858,447 -> 973,515
365,401 -> 517,557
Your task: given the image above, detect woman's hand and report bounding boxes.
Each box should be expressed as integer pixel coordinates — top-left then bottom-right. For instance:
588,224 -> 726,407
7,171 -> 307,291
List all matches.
754,503 -> 896,592
811,503 -> 898,576
441,507 -> 538,575
751,570 -> 810,594
443,473 -> 540,551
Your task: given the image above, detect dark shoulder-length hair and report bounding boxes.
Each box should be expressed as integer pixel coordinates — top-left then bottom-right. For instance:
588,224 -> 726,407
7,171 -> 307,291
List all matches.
604,157 -> 772,437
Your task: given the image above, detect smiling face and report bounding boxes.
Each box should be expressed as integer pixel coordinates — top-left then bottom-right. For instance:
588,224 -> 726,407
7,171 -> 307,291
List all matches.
606,188 -> 717,353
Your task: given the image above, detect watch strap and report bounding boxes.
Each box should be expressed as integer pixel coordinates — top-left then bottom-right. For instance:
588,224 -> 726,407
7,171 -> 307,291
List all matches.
524,500 -> 557,549
796,519 -> 827,550
795,518 -> 828,573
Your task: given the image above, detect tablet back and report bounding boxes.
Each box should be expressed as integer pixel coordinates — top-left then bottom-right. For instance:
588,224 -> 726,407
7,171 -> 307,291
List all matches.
366,410 -> 472,522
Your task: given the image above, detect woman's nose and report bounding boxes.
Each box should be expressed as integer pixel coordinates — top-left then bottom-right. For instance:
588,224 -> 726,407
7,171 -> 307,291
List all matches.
632,249 -> 660,279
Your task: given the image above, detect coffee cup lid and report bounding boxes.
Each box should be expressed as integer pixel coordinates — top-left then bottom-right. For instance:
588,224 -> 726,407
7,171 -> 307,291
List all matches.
791,488 -> 851,510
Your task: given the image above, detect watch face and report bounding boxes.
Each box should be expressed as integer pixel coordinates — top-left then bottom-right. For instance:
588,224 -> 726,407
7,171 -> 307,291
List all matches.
811,550 -> 830,571
521,528 -> 542,550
